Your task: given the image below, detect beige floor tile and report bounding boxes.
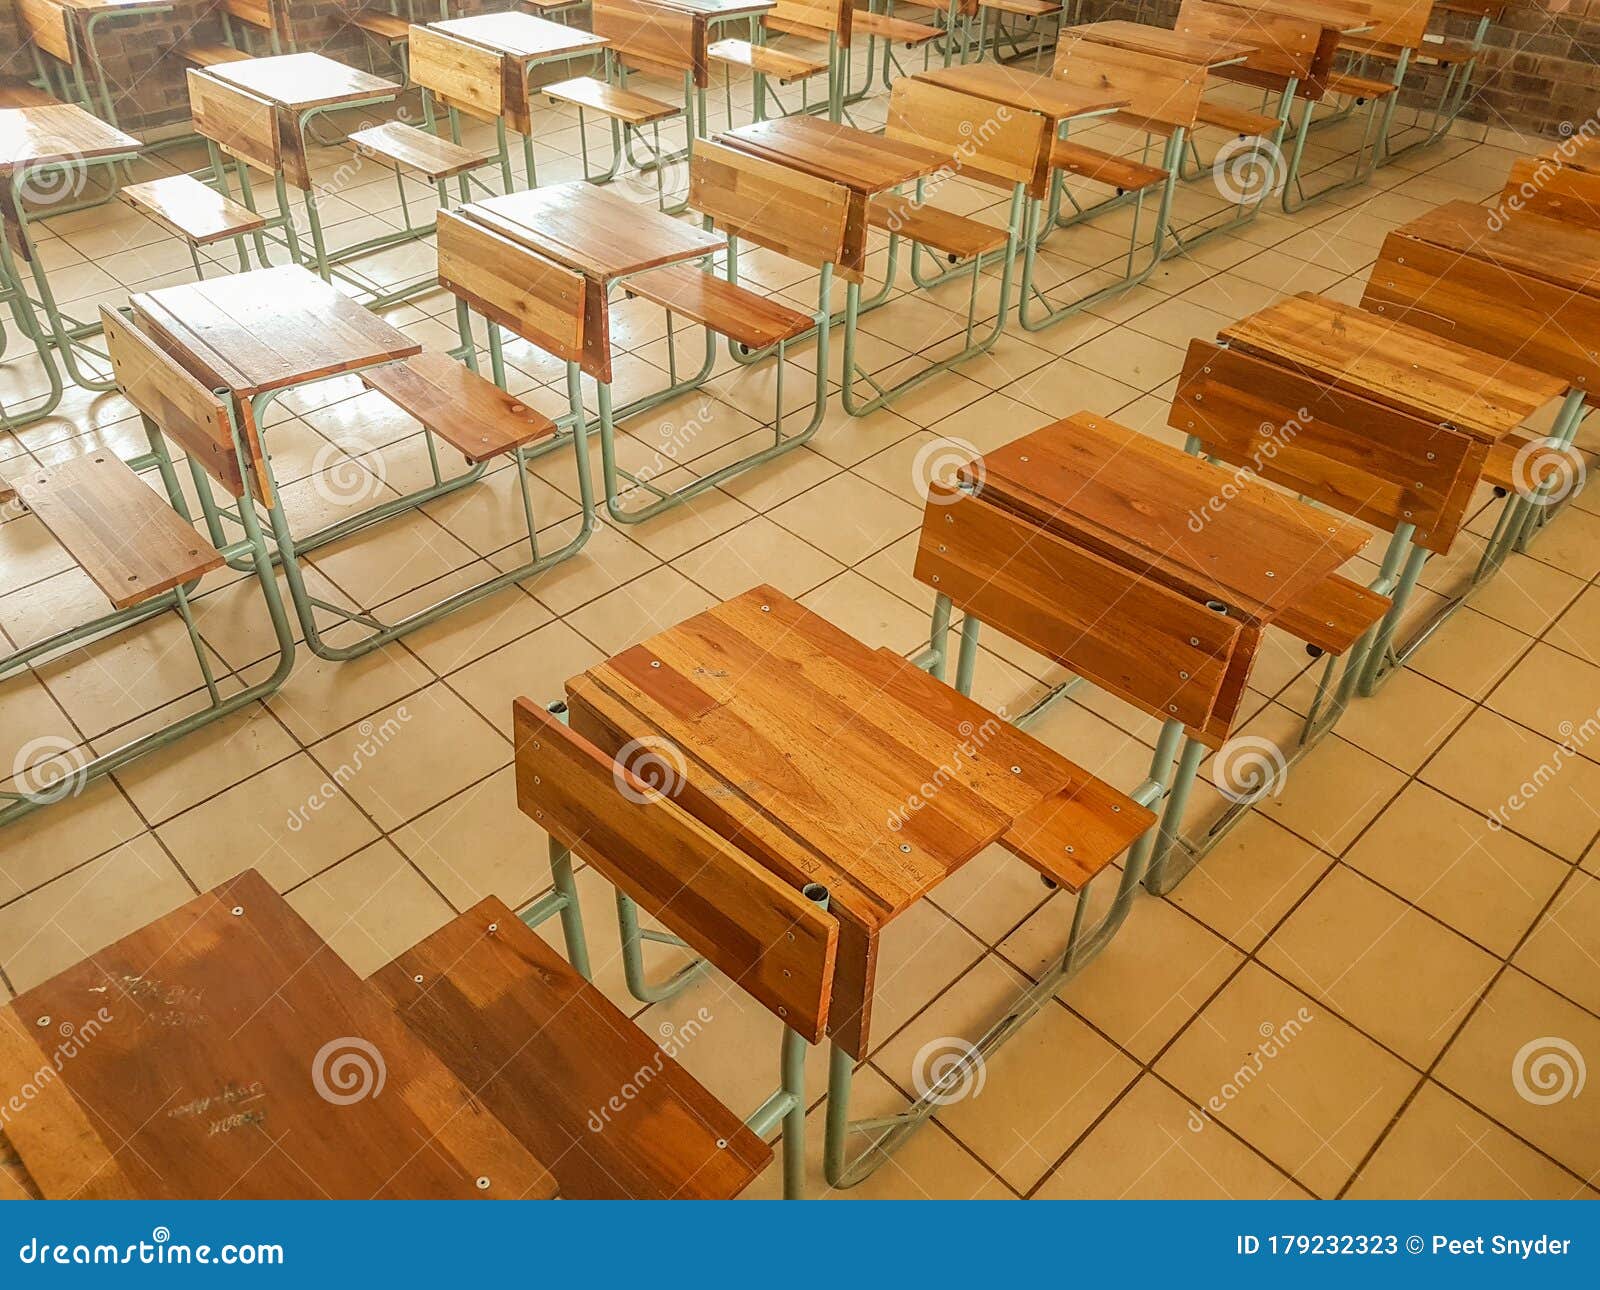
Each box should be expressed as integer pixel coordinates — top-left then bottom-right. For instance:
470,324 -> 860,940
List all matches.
267,641 -> 435,744
308,686 -> 507,831
1286,667 -> 1472,773
876,955 -> 1139,1192
767,471 -> 921,565
1036,1075 -> 1308,1199
928,844 -> 1054,946
284,840 -> 452,979
110,704 -> 300,825
1167,814 -> 1332,951
1256,731 -> 1407,856
0,836 -> 193,993
1156,963 -> 1417,1197
1421,708 -> 1600,860
670,515 -> 845,601
1260,866 -> 1499,1067
1513,868 -> 1600,1016
1487,641 -> 1600,756
1434,969 -> 1600,1182
1343,782 -> 1568,955
1411,607 -> 1534,700
445,619 -> 604,735
0,775 -> 145,906
1347,1082 -> 1589,1200
562,565 -> 717,656
1547,584 -> 1600,667
396,584 -> 553,676
391,767 -> 550,914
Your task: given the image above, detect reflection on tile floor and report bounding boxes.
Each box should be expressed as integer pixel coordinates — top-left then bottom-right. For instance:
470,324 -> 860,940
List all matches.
2,52 -> 1598,1199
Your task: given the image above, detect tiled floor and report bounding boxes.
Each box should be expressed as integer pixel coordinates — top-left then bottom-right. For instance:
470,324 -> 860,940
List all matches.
2,47 -> 1598,1200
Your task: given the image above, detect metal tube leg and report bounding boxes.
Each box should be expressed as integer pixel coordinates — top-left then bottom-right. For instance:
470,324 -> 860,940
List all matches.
548,840 -> 591,980
780,1027 -> 808,1200
954,611 -> 981,696
616,890 -> 708,1003
1143,735 -> 1207,896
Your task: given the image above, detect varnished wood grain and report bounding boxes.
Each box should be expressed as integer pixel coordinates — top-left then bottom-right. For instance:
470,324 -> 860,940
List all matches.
360,352 -> 559,463
209,52 -> 399,111
408,24 -> 506,122
690,137 -> 856,274
914,61 -> 1130,127
1052,29 -> 1208,132
885,76 -> 1052,198
720,115 -> 948,195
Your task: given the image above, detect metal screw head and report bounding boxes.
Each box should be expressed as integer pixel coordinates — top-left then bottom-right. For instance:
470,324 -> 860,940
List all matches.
1010,765 -> 1022,774
760,604 -> 771,612
1065,846 -> 1075,854
715,1138 -> 728,1150
931,574 -> 940,584
413,974 -> 424,984
35,1016 -> 50,1028
1111,804 -> 1121,813
476,1177 -> 490,1191
899,843 -> 911,853
231,906 -> 244,917
777,1006 -> 787,1018
650,659 -> 661,669
487,922 -> 499,934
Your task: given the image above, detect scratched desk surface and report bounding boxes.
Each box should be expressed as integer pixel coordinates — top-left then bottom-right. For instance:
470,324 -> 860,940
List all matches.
0,871 -> 555,1200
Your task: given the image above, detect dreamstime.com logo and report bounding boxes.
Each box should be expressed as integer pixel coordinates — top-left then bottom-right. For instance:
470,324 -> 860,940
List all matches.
1511,1036 -> 1586,1106
1188,1009 -> 1315,1132
17,1228 -> 284,1267
9,735 -> 88,806
911,436 -> 984,504
1212,137 -> 1286,205
311,1036 -> 386,1106
1210,735 -> 1289,805
911,1036 -> 987,1106
611,736 -> 688,803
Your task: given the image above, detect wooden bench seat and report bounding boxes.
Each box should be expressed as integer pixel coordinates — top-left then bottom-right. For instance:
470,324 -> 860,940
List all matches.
350,9 -> 410,42
177,41 -> 250,68
853,10 -> 942,44
349,121 -> 495,183
3,454 -> 223,611
1050,139 -> 1168,193
1195,100 -> 1282,138
1324,70 -> 1398,100
542,75 -> 682,126
1416,36 -> 1479,65
119,174 -> 267,246
980,0 -> 1062,15
372,898 -> 772,1200
764,14 -> 830,38
868,194 -> 1009,261
623,262 -> 816,350
1481,432 -> 1587,496
361,352 -> 560,463
707,37 -> 829,83
0,77 -> 58,108
1275,572 -> 1392,657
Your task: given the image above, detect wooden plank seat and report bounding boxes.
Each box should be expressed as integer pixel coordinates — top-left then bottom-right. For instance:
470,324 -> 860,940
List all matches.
0,77 -> 58,108
1480,432 -> 1587,496
981,0 -> 1062,14
360,351 -> 560,463
1050,138 -> 1168,193
372,896 -> 773,1200
1195,100 -> 1283,138
119,174 -> 267,246
764,14 -> 830,38
177,41 -> 251,67
1323,70 -> 1398,100
542,75 -> 682,125
349,120 -> 496,182
1276,573 -> 1393,657
4,453 -> 223,611
622,262 -> 816,350
867,193 -> 1009,260
706,38 -> 829,84
854,10 -> 942,44
350,9 -> 411,42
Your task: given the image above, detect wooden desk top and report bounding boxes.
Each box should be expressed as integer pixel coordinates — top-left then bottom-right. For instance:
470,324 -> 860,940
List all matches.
131,265 -> 420,397
59,0 -> 172,12
433,11 -> 610,61
915,62 -> 1129,125
721,116 -> 948,195
566,587 -> 1154,922
1211,0 -> 1371,33
465,183 -> 724,282
1072,19 -> 1257,66
650,0 -> 775,16
1552,135 -> 1600,173
0,872 -> 557,1200
964,412 -> 1370,620
1397,199 -> 1600,296
0,104 -> 140,172
1220,293 -> 1567,442
210,53 -> 399,111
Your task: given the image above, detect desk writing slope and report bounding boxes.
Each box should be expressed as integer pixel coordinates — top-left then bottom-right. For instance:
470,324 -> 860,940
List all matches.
0,871 -> 555,1199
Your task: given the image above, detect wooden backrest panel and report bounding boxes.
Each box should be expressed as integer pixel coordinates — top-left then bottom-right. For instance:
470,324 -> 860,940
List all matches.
1051,33 -> 1206,132
409,25 -> 505,123
224,0 -> 277,32
593,0 -> 707,83
1357,0 -> 1431,50
436,211 -> 599,377
17,0 -> 72,65
99,307 -> 246,499
914,484 -> 1243,737
1501,157 -> 1600,231
513,700 -> 838,1043
885,78 -> 1052,198
187,69 -> 281,176
1171,338 -> 1489,552
1175,0 -> 1319,82
774,0 -> 851,40
690,139 -> 855,272
1362,230 -> 1600,399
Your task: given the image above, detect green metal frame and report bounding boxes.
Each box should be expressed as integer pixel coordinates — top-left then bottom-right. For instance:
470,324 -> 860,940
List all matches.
0,394 -> 295,828
1280,60 -> 1397,212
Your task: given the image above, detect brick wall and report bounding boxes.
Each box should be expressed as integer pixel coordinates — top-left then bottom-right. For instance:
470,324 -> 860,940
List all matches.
2,0 -> 1594,139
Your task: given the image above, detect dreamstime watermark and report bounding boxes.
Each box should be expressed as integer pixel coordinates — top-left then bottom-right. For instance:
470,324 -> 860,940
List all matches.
1212,137 -> 1286,205
14,149 -> 90,211
1210,734 -> 1289,805
1511,1036 -> 1585,1105
612,735 -> 689,804
9,735 -> 88,807
613,399 -> 716,509
311,1036 -> 386,1106
1487,706 -> 1600,831
1186,406 -> 1314,533
911,436 -> 984,503
1187,1009 -> 1315,1132
1488,113 -> 1600,231
285,708 -> 412,832
587,1008 -> 715,1133
911,1036 -> 987,1106
887,710 -> 1008,832
881,105 -> 1015,236
1509,437 -> 1586,507
0,1008 -> 114,1126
